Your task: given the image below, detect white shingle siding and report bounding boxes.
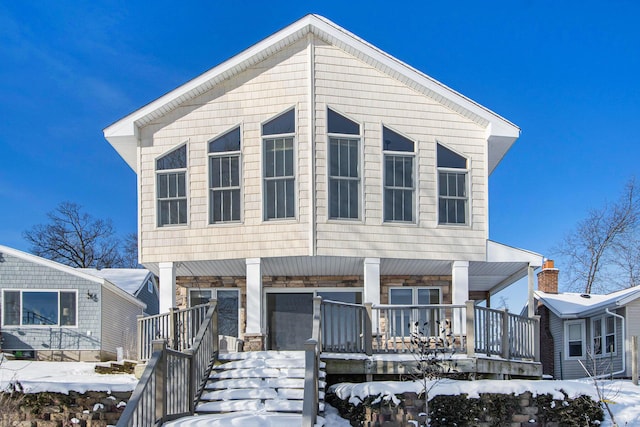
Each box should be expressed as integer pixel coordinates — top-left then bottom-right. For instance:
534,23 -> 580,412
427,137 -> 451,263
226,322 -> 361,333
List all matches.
137,35 -> 489,264
100,286 -> 142,360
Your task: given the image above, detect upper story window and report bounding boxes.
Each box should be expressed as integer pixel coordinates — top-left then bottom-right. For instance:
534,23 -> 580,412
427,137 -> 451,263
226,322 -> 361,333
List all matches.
328,109 -> 360,219
564,319 -> 585,359
437,144 -> 468,225
383,127 -> 415,222
263,109 -> 295,220
2,290 -> 77,327
209,127 -> 241,223
592,315 -> 616,356
156,145 -> 187,226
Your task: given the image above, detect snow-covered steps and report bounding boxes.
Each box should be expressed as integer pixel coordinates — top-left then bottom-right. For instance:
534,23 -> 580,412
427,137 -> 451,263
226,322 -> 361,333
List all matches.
196,351 -> 325,417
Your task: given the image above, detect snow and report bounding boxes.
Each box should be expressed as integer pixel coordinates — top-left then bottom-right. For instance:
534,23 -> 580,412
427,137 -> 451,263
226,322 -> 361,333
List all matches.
2,359 -> 640,426
79,268 -> 150,296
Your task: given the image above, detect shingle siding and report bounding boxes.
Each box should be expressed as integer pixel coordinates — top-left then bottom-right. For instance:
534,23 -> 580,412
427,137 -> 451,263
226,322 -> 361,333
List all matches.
100,286 -> 142,360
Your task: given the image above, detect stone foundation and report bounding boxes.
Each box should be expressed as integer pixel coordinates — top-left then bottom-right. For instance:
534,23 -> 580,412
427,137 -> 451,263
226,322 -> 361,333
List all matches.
243,333 -> 264,351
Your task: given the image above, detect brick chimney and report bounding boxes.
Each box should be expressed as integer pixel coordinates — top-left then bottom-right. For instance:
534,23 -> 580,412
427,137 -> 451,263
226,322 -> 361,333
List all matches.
537,259 -> 559,294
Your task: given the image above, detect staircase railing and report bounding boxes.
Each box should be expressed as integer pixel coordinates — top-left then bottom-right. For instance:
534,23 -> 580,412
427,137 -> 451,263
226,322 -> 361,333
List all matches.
137,303 -> 210,362
117,300 -> 218,427
302,296 -> 322,427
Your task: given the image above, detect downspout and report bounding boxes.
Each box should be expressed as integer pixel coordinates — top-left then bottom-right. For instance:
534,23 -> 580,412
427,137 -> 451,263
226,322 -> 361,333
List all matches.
590,308 -> 626,379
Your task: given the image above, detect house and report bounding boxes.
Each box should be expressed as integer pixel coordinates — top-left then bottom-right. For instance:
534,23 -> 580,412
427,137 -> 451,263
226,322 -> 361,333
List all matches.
535,260 -> 640,379
79,268 -> 160,315
0,245 -> 146,361
103,14 -> 543,352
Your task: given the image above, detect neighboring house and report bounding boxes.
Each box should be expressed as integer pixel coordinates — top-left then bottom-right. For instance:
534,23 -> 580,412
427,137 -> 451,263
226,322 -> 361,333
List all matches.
79,268 -> 160,315
0,245 -> 146,361
103,14 -> 543,352
535,260 -> 640,379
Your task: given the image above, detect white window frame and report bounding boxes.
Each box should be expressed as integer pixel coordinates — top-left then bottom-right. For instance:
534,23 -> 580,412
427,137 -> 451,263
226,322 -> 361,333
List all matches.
564,319 -> 586,360
592,315 -> 616,357
209,127 -> 242,224
437,143 -> 469,226
388,287 -> 443,305
2,289 -> 79,328
188,288 -> 240,337
382,126 -> 416,223
156,143 -> 188,227
262,109 -> 296,221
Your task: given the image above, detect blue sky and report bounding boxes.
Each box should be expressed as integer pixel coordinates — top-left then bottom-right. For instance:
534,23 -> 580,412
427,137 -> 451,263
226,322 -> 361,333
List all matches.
1,1 -> 638,307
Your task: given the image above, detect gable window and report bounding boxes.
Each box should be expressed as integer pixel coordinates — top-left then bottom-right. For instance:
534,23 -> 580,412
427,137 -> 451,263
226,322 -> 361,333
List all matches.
592,315 -> 616,356
389,287 -> 441,336
2,290 -> 77,327
437,144 -> 468,225
564,319 -> 585,359
263,109 -> 295,220
383,127 -> 415,222
209,127 -> 241,223
328,109 -> 360,219
157,145 -> 187,226
189,289 -> 239,337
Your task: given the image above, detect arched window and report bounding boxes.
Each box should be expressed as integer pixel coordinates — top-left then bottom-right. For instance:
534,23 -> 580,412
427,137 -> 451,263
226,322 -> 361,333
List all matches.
156,145 -> 187,226
437,144 -> 468,225
209,127 -> 241,223
383,126 -> 415,222
328,109 -> 360,219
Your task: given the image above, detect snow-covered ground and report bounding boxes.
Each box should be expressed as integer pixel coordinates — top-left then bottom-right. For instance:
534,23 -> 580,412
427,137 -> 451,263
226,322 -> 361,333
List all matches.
1,359 -> 639,426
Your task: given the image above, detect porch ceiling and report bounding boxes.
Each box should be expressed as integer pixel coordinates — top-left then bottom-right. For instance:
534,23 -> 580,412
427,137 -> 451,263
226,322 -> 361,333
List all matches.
145,254 -> 539,294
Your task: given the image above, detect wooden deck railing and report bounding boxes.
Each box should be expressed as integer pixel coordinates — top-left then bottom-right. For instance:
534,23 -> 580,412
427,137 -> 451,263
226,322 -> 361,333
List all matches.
319,299 -> 540,362
117,301 -> 218,427
137,303 -> 210,362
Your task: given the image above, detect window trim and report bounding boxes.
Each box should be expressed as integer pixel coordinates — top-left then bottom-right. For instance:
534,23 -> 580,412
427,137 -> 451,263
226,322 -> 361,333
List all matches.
591,315 -> 617,357
327,108 -> 362,221
564,319 -> 586,360
262,108 -> 297,221
188,288 -> 241,337
436,142 -> 470,227
388,287 -> 443,305
208,126 -> 242,224
382,125 -> 416,224
155,143 -> 189,228
2,289 -> 79,328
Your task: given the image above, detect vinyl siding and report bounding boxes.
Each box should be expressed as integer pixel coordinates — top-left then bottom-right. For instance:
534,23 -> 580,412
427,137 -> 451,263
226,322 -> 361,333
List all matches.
0,253 -> 102,354
100,285 -> 143,360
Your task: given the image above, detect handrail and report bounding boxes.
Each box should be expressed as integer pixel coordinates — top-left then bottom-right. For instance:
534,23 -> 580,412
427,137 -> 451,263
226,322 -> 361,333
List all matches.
117,301 -> 218,427
302,297 -> 322,427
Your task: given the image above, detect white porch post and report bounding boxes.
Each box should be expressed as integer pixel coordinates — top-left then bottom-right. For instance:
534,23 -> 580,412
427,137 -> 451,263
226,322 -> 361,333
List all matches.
364,258 -> 380,332
158,262 -> 176,314
246,258 -> 262,335
527,264 -> 535,317
452,261 -> 469,305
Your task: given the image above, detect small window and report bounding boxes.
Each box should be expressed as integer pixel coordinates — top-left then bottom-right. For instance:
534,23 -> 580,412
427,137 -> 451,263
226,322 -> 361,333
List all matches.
189,289 -> 239,337
437,144 -> 468,225
147,280 -> 154,294
263,110 -> 296,220
328,109 -> 360,219
565,320 -> 585,359
2,290 -> 77,327
157,145 -> 187,226
383,127 -> 415,222
209,127 -> 241,223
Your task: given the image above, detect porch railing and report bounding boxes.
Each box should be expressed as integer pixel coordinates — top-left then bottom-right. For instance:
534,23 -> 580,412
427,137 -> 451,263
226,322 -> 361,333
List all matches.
319,299 -> 540,361
302,296 -> 323,427
137,303 -> 210,362
117,301 -> 218,427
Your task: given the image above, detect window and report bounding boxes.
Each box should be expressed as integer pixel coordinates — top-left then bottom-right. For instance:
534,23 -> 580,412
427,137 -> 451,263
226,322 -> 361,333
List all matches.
437,144 -> 468,225
2,290 -> 77,327
389,287 -> 442,336
147,279 -> 154,294
383,127 -> 415,222
592,315 -> 616,356
328,109 -> 360,219
189,289 -> 239,337
157,145 -> 187,226
565,320 -> 585,359
263,109 -> 295,220
209,127 -> 241,223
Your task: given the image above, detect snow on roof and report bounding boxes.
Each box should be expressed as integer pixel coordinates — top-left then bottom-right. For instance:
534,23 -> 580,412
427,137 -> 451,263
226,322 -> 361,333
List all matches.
79,268 -> 151,296
535,286 -> 640,318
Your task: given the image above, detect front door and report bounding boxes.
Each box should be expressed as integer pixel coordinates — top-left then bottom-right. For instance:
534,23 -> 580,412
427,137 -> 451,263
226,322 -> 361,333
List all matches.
266,293 -> 313,350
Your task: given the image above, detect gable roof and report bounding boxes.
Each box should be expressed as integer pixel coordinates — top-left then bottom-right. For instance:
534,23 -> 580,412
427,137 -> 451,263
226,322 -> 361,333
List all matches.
104,14 -> 519,174
535,286 -> 640,319
0,245 -> 146,309
79,268 -> 155,297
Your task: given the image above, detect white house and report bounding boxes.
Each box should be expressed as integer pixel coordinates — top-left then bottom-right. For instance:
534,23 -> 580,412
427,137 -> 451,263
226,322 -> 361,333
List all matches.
104,14 -> 542,351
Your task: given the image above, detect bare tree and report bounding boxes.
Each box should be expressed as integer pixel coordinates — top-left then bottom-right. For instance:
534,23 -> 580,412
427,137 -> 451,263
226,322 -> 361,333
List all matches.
23,201 -> 124,268
121,232 -> 141,268
555,178 -> 640,294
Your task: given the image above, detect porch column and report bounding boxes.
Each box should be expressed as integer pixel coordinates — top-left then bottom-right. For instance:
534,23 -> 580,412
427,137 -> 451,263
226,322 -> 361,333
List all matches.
452,261 -> 469,305
158,262 -> 176,314
527,264 -> 535,317
246,258 -> 262,335
364,258 -> 380,332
